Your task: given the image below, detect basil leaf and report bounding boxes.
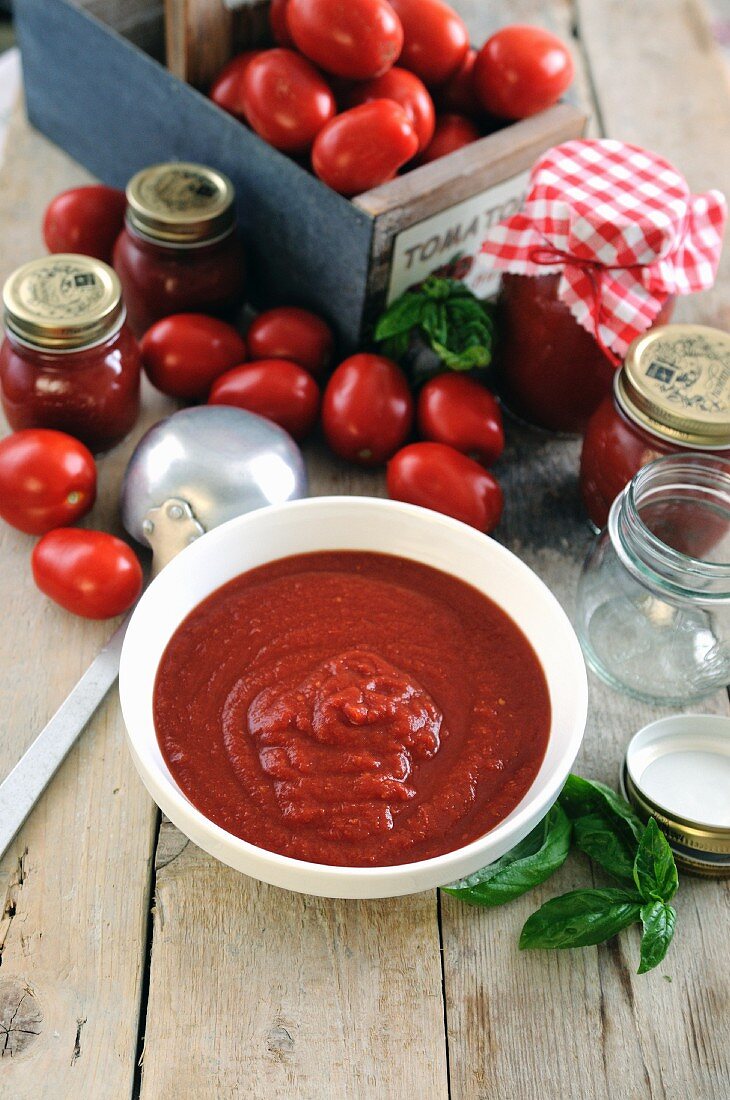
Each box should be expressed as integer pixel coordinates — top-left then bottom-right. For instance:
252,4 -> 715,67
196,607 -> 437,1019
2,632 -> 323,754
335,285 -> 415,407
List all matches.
633,817 -> 679,902
432,338 -> 492,372
375,277 -> 495,374
374,293 -> 426,341
443,802 -> 571,907
419,300 -> 440,340
638,900 -> 676,973
572,812 -> 637,884
560,774 -> 643,844
519,888 -> 642,950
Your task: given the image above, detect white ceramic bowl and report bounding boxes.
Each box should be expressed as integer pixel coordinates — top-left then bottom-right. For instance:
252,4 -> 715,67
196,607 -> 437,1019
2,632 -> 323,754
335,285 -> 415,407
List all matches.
120,497 -> 587,898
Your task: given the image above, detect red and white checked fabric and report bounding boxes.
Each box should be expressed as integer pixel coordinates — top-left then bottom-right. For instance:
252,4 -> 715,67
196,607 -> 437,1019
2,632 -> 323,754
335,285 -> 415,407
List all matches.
481,139 -> 727,359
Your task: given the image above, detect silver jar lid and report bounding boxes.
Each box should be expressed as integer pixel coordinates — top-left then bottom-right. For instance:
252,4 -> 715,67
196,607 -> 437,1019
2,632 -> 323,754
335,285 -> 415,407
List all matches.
621,714 -> 730,877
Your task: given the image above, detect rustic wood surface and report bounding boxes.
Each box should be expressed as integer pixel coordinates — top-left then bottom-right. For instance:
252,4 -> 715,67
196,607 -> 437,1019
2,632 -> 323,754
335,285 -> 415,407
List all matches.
1,1 -> 729,1097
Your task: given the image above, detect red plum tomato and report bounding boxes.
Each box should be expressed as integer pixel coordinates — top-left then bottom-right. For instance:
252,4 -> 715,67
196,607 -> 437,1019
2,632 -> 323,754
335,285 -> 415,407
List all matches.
436,48 -> 480,117
415,112 -> 480,164
269,0 -> 294,46
387,442 -> 503,532
473,26 -> 574,119
140,314 -> 246,400
417,374 -> 504,465
209,51 -> 263,120
42,185 -> 126,265
0,429 -> 96,535
208,359 -> 320,441
312,100 -> 418,196
246,307 -> 334,380
287,0 -> 403,80
347,67 -> 435,151
388,0 -> 468,86
32,528 -> 143,619
322,353 -> 413,465
242,49 -> 336,154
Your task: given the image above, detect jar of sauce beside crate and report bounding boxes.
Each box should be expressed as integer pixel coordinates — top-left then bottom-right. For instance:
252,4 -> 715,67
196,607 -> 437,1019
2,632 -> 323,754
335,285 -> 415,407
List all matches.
580,325 -> 730,530
0,254 -> 141,453
481,139 -> 726,433
113,162 -> 245,337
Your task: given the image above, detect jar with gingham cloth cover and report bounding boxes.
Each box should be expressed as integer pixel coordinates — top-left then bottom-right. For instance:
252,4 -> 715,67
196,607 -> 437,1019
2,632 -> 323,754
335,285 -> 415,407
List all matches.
480,139 -> 726,433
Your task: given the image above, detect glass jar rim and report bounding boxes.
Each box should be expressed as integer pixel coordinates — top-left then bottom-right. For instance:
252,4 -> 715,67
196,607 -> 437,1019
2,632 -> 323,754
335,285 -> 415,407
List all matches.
609,453 -> 730,602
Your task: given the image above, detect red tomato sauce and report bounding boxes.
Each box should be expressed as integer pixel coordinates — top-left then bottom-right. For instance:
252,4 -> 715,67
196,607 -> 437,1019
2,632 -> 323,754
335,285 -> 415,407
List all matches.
153,551 -> 551,866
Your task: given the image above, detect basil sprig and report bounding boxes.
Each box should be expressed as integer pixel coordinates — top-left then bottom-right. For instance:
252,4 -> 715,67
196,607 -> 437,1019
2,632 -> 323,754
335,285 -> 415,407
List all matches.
445,775 -> 679,974
374,276 -> 496,375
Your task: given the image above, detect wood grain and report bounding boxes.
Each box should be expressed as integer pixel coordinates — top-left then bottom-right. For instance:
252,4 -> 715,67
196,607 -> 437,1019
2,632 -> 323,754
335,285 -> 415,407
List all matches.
164,0 -> 270,87
139,821 -> 448,1100
165,0 -> 232,88
3,1 -> 730,1097
0,103 -> 173,1098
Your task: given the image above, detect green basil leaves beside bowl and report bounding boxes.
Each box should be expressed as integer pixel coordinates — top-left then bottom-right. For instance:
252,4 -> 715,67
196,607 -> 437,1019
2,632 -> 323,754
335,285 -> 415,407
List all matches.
444,775 -> 680,975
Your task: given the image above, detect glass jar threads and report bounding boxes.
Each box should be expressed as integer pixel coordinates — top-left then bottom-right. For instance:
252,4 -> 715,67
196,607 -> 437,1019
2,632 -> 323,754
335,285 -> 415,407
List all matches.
576,453 -> 730,705
113,162 -> 245,336
481,139 -> 726,434
580,325 -> 730,529
0,254 -> 141,453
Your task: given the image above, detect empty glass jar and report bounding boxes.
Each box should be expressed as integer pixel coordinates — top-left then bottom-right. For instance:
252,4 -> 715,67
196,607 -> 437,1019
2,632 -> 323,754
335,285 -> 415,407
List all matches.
576,453 -> 730,705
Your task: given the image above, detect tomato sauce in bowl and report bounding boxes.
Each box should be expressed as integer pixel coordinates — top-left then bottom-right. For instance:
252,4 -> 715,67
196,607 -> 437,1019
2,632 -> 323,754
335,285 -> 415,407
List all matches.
153,550 -> 551,867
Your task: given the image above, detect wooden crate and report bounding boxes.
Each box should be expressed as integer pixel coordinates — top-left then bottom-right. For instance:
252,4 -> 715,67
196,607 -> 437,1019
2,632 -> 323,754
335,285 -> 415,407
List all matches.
16,0 -> 586,347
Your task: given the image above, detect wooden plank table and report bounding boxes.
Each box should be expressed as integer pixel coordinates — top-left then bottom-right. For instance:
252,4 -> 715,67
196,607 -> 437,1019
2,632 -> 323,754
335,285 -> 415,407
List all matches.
1,1 -> 729,1096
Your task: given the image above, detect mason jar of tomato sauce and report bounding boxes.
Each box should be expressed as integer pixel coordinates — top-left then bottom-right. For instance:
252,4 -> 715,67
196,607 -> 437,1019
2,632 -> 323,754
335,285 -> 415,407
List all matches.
580,324 -> 730,530
481,139 -> 726,434
0,254 -> 141,453
113,162 -> 245,337
496,274 -> 675,433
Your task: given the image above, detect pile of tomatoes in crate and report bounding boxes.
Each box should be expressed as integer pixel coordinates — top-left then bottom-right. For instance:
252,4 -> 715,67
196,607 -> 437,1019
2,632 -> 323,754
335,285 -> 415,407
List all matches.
210,0 -> 574,194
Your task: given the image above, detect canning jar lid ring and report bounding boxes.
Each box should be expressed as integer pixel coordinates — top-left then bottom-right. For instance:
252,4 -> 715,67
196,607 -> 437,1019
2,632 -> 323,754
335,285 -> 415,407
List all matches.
617,324 -> 730,448
622,715 -> 730,871
2,254 -> 124,350
126,162 -> 236,245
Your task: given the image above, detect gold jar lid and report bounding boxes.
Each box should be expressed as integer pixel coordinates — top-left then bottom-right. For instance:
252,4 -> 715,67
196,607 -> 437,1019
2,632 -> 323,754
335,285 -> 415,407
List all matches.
616,324 -> 730,448
126,162 -> 236,245
622,715 -> 730,878
2,254 -> 124,350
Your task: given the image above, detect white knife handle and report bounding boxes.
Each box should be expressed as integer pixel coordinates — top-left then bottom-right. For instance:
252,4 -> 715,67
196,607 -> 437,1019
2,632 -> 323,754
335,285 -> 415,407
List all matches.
0,618 -> 129,858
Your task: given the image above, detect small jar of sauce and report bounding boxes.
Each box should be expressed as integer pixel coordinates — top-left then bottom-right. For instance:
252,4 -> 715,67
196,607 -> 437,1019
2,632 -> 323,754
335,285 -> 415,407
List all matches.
580,324 -> 730,530
497,274 -> 674,434
1,254 -> 141,453
113,162 -> 245,336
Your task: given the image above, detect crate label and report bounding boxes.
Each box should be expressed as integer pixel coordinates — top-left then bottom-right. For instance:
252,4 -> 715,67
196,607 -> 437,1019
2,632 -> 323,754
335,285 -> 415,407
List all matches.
386,170 -> 530,304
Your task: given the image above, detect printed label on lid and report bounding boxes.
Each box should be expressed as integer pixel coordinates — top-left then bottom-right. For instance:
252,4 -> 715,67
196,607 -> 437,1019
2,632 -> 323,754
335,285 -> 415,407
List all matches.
2,254 -> 123,349
137,166 -> 222,216
634,327 -> 730,425
17,259 -> 105,320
